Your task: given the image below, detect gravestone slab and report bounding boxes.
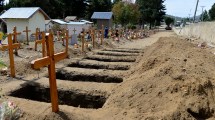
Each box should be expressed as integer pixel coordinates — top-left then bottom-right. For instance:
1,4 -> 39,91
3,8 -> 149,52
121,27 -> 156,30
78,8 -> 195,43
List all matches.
71,34 -> 78,45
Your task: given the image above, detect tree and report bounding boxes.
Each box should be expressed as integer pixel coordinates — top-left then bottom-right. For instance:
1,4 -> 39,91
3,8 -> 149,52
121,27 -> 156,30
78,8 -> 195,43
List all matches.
4,0 -> 88,19
164,16 -> 174,27
136,0 -> 166,28
85,0 -> 112,20
209,3 -> 215,20
112,2 -> 140,26
0,0 -> 4,12
201,10 -> 209,21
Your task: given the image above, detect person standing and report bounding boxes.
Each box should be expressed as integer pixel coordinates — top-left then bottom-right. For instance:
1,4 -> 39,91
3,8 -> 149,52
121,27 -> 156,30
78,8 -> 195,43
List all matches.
104,26 -> 108,38
0,31 -> 4,45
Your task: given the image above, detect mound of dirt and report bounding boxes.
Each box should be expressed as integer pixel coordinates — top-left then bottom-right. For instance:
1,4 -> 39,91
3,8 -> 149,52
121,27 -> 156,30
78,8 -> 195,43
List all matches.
103,37 -> 215,119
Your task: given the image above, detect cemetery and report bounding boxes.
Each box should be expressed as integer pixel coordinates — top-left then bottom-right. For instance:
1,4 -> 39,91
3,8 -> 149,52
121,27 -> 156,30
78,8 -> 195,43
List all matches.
1,0 -> 215,120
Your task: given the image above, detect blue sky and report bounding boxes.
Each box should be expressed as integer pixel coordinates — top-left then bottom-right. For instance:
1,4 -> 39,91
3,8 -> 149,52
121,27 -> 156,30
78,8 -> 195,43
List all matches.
165,0 -> 215,17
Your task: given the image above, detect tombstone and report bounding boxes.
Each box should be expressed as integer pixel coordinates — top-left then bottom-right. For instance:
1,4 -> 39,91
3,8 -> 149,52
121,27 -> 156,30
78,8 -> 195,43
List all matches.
71,28 -> 78,45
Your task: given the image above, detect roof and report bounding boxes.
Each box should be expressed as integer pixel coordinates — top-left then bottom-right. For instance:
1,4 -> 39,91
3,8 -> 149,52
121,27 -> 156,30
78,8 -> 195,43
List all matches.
80,20 -> 93,24
0,7 -> 50,20
45,20 -> 52,24
52,19 -> 85,25
91,12 -> 113,20
65,16 -> 77,22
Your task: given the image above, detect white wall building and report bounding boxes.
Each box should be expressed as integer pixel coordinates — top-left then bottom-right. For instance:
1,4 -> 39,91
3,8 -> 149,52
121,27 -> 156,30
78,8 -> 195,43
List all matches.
52,19 -> 90,35
0,7 -> 50,41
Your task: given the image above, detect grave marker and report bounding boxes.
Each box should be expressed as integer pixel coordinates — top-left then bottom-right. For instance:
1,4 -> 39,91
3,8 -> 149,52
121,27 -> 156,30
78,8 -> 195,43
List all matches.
31,31 -> 69,112
23,26 -> 31,45
13,26 -> 21,56
35,32 -> 46,57
71,28 -> 78,45
34,28 -> 40,51
81,32 -> 85,52
101,25 -> 104,45
1,34 -> 20,77
91,28 -> 95,48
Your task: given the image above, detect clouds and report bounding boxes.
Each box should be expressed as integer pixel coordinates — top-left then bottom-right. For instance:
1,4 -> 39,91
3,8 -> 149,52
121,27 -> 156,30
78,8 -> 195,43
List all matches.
165,0 -> 215,17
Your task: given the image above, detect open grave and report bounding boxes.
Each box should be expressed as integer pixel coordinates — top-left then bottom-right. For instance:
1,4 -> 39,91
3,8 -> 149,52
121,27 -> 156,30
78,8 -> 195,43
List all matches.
85,54 -> 136,62
9,82 -> 107,109
68,59 -> 131,70
95,51 -> 140,56
55,67 -> 123,83
102,48 -> 143,53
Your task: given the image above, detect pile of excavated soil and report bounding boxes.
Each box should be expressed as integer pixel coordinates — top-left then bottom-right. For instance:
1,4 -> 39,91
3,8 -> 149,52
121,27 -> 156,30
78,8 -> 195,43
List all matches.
102,37 -> 215,120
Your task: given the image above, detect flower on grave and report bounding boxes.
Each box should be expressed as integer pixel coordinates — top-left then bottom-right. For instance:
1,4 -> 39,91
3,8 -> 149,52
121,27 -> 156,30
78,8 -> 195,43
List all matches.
0,101 -> 22,120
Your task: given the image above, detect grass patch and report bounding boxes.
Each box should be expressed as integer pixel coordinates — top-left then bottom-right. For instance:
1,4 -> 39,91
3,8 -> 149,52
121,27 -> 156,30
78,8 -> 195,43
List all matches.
0,60 -> 6,69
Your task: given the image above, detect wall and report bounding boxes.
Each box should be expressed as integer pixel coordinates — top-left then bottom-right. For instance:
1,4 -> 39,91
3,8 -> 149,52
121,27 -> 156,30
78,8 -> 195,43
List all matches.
174,22 -> 215,44
6,19 -> 28,41
29,11 -> 46,36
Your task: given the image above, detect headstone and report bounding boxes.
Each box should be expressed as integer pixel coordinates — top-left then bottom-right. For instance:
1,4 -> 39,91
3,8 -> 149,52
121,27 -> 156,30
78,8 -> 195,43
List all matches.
71,34 -> 78,45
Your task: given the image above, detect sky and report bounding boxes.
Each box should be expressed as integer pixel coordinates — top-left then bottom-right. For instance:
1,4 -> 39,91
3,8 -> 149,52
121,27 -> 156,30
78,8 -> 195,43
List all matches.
4,0 -> 215,18
164,0 -> 215,17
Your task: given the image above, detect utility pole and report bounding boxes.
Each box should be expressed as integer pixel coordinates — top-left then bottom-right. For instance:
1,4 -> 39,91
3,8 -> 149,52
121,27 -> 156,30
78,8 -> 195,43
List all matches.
200,6 -> 205,21
188,14 -> 191,22
193,0 -> 199,23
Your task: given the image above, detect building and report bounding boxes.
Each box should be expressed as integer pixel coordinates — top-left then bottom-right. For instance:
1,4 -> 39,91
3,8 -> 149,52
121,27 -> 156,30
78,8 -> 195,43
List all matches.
0,18 -> 7,33
45,20 -> 54,32
65,16 -> 77,22
52,19 -> 89,35
0,7 -> 50,41
91,12 -> 113,29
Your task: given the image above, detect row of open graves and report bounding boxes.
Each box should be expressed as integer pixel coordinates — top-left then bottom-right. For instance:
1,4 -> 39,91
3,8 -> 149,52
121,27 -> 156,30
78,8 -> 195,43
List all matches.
1,26 -> 144,116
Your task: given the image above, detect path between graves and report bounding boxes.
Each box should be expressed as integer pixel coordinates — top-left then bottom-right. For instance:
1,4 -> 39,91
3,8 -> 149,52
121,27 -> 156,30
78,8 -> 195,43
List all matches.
1,31 -> 175,120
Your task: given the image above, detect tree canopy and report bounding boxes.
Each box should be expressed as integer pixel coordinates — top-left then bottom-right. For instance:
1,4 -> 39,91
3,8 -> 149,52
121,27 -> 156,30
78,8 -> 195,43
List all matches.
2,0 -> 166,28
4,0 -> 112,19
164,16 -> 174,27
201,10 -> 210,21
136,0 -> 166,28
112,2 -> 140,26
209,3 -> 215,21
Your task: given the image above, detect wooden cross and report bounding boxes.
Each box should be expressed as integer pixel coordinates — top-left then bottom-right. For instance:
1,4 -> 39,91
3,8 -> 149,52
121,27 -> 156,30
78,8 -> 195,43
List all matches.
13,26 -> 21,56
35,32 -> 46,57
62,30 -> 71,48
34,28 -> 40,51
1,34 -> 20,77
31,31 -> 68,112
23,26 -> 31,45
81,32 -> 85,52
101,25 -> 104,45
91,28 -> 95,48
73,28 -> 76,34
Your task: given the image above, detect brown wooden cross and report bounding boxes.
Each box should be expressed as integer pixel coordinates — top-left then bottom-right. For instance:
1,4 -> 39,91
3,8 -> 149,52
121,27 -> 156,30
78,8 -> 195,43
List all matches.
81,31 -> 85,52
91,28 -> 95,48
35,32 -> 46,57
31,31 -> 68,112
13,26 -> 21,56
23,26 -> 31,45
62,30 -> 71,49
34,28 -> 40,51
1,34 -> 20,77
101,25 -> 104,45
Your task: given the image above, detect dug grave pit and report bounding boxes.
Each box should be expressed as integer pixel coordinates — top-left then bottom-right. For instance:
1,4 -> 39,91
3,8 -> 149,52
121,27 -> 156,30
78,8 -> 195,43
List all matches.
102,48 -> 142,53
85,55 -> 136,62
55,68 -> 123,83
67,59 -> 131,70
95,51 -> 139,56
9,83 -> 107,109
